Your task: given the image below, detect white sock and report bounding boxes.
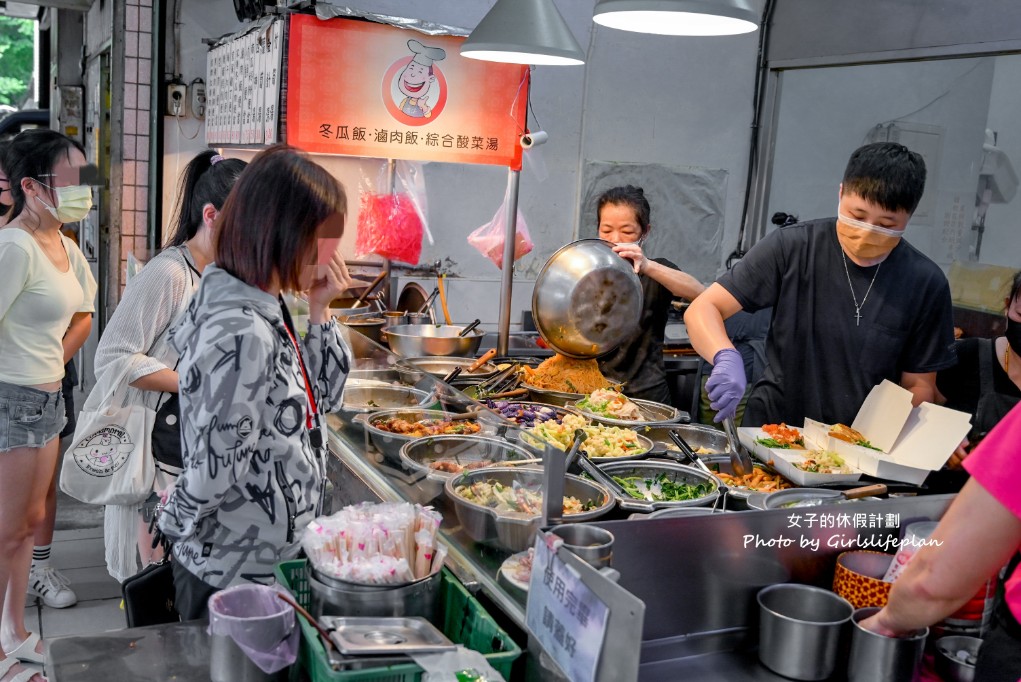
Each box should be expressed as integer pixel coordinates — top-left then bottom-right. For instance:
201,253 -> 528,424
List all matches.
32,544 -> 52,571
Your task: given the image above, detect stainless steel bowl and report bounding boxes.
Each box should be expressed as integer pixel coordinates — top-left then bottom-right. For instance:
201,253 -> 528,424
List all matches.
701,456 -> 794,510
481,400 -> 582,430
337,385 -> 435,427
354,408 -> 493,465
445,467 -> 614,552
385,324 -> 484,358
516,428 -> 654,463
521,382 -> 583,407
597,460 -> 721,512
567,397 -> 683,427
400,356 -> 499,380
398,435 -> 535,502
531,239 -> 643,359
339,315 -> 386,344
640,423 -> 730,455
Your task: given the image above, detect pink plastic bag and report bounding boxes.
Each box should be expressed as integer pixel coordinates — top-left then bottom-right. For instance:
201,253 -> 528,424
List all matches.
468,193 -> 533,269
355,162 -> 431,265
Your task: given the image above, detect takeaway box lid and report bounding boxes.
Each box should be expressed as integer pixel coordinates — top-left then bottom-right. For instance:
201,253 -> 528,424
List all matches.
804,380 -> 972,485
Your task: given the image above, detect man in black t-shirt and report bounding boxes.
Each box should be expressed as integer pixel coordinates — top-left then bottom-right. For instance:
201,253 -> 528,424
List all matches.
595,186 -> 705,403
684,142 -> 957,426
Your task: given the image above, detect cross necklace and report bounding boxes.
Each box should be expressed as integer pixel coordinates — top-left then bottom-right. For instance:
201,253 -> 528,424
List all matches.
840,250 -> 881,326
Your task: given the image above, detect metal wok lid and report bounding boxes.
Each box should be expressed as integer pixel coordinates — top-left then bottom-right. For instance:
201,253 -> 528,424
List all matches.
531,239 -> 643,359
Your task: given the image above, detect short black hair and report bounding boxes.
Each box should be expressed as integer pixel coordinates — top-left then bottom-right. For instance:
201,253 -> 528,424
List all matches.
165,150 -> 246,246
597,185 -> 651,234
842,142 -> 926,215
1009,270 -> 1021,307
4,129 -> 86,221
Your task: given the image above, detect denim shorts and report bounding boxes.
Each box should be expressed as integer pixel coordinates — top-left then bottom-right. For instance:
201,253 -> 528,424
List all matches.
0,381 -> 67,452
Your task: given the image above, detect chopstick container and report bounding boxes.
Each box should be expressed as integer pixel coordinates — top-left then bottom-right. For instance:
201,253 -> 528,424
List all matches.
308,567 -> 442,623
757,584 -> 853,680
848,606 -> 927,682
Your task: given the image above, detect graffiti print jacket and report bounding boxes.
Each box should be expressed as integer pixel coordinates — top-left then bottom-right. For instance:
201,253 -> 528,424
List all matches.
159,265 -> 350,589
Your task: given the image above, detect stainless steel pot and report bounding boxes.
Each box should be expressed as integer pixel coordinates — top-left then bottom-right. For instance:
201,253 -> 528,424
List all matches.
308,567 -> 442,622
445,467 -> 614,552
385,324 -> 485,358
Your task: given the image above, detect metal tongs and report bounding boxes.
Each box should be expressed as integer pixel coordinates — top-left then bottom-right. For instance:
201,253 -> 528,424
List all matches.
722,417 -> 754,477
667,431 -> 715,477
417,288 -> 441,324
465,364 -> 521,399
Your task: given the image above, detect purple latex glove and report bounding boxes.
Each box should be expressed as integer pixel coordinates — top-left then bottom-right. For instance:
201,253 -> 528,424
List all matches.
706,348 -> 747,423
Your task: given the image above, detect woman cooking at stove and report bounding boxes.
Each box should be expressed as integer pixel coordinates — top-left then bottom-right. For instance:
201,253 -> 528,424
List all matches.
595,185 -> 705,404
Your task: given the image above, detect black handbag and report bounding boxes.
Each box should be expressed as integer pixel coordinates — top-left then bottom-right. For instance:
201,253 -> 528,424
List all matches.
121,518 -> 179,628
151,392 -> 183,470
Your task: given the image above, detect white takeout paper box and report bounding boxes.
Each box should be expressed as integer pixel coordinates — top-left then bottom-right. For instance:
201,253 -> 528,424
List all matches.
737,428 -> 863,487
803,380 -> 973,485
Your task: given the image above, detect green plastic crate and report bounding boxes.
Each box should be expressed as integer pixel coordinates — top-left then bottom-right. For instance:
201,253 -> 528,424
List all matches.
275,559 -> 521,682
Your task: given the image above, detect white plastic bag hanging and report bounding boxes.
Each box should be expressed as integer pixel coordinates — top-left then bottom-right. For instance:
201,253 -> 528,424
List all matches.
355,161 -> 433,265
467,188 -> 533,269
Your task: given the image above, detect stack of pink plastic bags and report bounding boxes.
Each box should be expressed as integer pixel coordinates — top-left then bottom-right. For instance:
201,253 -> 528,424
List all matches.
302,502 -> 446,585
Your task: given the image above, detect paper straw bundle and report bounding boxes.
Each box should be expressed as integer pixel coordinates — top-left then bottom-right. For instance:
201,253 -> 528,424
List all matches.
302,502 -> 446,585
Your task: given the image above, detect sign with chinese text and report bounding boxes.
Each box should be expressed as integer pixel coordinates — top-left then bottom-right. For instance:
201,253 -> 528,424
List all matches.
526,536 -> 609,682
286,14 -> 529,169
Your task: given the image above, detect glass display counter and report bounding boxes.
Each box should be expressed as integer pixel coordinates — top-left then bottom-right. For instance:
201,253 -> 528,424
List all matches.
326,326 -> 531,629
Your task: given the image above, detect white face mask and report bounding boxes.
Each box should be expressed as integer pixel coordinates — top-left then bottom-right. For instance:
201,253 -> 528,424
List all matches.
36,181 -> 93,224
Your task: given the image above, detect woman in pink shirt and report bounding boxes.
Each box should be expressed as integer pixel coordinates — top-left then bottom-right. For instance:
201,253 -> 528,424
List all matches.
862,401 -> 1021,680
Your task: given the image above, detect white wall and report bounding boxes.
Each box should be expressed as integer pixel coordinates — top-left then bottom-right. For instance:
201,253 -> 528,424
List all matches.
981,56 -> 1021,269
160,0 -> 241,236
768,58 -> 993,266
162,0 -> 764,323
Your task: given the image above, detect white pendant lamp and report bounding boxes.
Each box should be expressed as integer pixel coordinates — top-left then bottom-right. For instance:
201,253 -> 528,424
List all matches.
593,0 -> 759,36
461,0 -> 585,66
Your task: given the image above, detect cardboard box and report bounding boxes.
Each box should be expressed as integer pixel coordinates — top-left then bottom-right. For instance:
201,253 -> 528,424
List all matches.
809,380 -> 972,485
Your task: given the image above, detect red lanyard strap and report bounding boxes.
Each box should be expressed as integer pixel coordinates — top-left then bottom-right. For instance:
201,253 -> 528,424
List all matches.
282,324 -> 318,430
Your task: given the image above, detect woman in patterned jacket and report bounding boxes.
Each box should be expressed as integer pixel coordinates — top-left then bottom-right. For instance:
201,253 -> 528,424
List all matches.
159,145 -> 353,619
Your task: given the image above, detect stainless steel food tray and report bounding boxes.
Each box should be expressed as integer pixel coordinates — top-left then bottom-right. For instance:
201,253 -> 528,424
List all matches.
322,616 -> 455,655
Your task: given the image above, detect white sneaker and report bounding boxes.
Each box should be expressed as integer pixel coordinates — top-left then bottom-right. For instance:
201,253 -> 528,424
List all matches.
28,566 -> 78,609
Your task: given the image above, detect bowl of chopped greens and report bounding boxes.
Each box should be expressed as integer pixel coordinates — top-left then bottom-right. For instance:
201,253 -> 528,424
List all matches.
445,467 -> 614,552
597,460 -> 721,512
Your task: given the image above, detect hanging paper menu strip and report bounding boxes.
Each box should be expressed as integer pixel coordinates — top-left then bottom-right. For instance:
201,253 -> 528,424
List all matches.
286,14 -> 528,169
526,536 -> 610,682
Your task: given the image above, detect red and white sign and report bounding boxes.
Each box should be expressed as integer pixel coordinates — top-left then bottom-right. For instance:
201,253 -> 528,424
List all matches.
287,15 -> 529,169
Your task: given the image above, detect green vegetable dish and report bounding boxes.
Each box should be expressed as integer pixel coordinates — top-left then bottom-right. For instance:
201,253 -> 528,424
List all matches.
612,473 -> 713,503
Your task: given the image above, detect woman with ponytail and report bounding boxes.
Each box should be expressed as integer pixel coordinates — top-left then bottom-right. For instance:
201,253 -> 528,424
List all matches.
93,150 -> 246,583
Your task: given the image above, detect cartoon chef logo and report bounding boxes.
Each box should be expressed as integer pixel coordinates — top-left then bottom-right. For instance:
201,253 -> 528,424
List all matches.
383,39 -> 448,126
72,426 -> 135,477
